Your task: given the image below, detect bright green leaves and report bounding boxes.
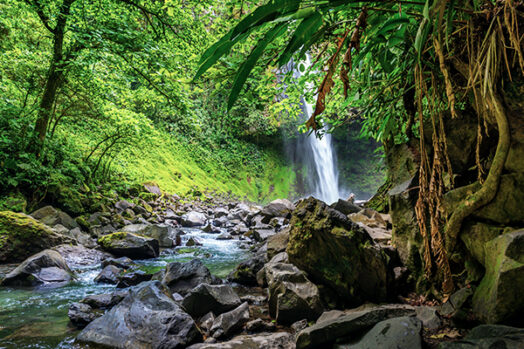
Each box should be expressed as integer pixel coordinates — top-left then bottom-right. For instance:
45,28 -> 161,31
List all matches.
277,12 -> 323,67
228,23 -> 288,110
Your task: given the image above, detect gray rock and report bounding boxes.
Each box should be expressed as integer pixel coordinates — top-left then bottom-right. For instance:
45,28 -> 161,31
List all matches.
217,232 -> 233,240
267,229 -> 289,260
68,302 -> 100,329
210,302 -> 250,339
31,205 -> 79,229
334,316 -> 422,349
181,211 -> 207,227
182,283 -> 242,318
265,262 -> 323,325
98,232 -> 159,259
187,332 -> 295,349
116,270 -> 152,288
260,199 -> 295,224
439,287 -> 473,318
115,200 -> 135,212
1,249 -> 73,287
186,237 -> 202,247
416,306 -> 441,330
80,292 -> 127,309
330,199 -> 361,215
67,227 -> 97,248
296,304 -> 416,349
156,259 -> 217,295
53,244 -> 110,267
121,223 -> 176,247
291,319 -> 309,333
94,265 -> 123,284
101,256 -> 134,269
245,318 -> 276,333
77,281 -> 202,348
438,325 -> 524,349
227,252 -> 266,286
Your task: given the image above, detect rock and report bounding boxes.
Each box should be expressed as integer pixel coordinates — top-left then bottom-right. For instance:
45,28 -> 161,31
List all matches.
53,244 -> 110,267
267,229 -> 289,260
94,265 -> 123,284
213,207 -> 229,218
69,302 -> 100,329
30,205 -> 79,229
101,256 -> 134,269
472,229 -> 524,324
416,306 -> 441,330
77,281 -> 202,348
1,249 -> 73,286
296,304 -> 416,349
182,283 -> 242,318
98,232 -> 159,259
143,183 -> 162,196
330,199 -> 360,215
203,223 -> 221,234
335,316 -> 422,349
291,319 -> 309,333
0,211 -> 69,263
438,324 -> 524,348
460,223 -> 504,265
156,259 -> 217,295
81,292 -> 127,309
209,302 -> 250,339
247,228 -> 277,242
89,224 -> 116,238
199,311 -> 215,333
227,253 -> 266,286
187,332 -> 295,349
121,223 -> 176,247
67,227 -> 97,248
116,270 -> 152,288
286,197 -> 388,307
260,199 -> 295,224
114,200 -> 135,212
439,287 -> 474,319
265,262 -> 323,324
269,217 -> 288,231
186,237 -> 202,247
245,318 -> 276,333
181,211 -> 207,227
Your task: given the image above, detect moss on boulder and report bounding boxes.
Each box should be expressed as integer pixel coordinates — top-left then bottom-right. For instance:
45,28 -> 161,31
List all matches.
98,232 -> 159,259
0,211 -> 68,263
286,197 -> 388,307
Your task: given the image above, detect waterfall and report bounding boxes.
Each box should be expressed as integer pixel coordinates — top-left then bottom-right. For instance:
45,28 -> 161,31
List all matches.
284,56 -> 347,204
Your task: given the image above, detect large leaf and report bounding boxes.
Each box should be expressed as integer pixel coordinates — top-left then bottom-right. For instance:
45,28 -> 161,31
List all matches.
231,0 -> 301,39
228,23 -> 288,110
277,12 -> 323,66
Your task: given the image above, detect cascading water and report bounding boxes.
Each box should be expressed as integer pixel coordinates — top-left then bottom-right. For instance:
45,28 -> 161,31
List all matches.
284,55 -> 348,204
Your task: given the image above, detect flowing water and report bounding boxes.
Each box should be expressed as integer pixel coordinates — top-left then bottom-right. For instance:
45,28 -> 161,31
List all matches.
285,55 -> 348,204
0,229 -> 249,349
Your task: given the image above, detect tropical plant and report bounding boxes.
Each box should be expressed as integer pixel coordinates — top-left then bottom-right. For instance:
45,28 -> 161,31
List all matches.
196,0 -> 524,295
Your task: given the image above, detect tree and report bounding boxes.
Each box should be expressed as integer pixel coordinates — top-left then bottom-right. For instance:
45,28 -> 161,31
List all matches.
196,0 -> 523,295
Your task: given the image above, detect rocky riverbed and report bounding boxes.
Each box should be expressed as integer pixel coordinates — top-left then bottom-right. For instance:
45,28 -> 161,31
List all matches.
0,186 -> 522,348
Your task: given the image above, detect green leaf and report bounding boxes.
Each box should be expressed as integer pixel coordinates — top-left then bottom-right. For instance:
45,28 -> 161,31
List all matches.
228,23 -> 288,111
376,15 -> 411,37
414,18 -> 431,61
277,12 -> 323,66
231,0 -> 301,39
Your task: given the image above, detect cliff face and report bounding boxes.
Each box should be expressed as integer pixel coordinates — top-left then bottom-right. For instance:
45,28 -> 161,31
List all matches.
378,82 -> 524,324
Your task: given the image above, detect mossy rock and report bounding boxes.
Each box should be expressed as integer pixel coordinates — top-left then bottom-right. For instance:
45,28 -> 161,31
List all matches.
0,211 -> 68,263
286,197 -> 388,308
472,229 -> 524,324
97,232 -> 159,259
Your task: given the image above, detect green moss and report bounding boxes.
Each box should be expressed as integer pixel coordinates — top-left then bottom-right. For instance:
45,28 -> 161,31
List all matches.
97,232 -> 128,249
0,192 -> 27,213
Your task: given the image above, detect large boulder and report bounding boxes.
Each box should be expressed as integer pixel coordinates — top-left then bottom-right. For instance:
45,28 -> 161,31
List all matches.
98,232 -> 159,259
296,304 -> 416,349
187,332 -> 295,349
286,197 -> 388,307
181,211 -> 207,227
330,199 -> 360,215
438,324 -> 524,349
209,302 -> 250,339
267,229 -> 289,260
121,223 -> 176,247
1,249 -> 73,287
265,262 -> 323,324
0,211 -> 69,263
472,229 -> 524,324
260,199 -> 295,224
227,252 -> 266,286
335,316 -> 422,349
116,270 -> 152,288
30,205 -> 79,229
182,283 -> 241,318
156,259 -> 217,295
94,265 -> 123,284
77,281 -> 202,348
68,302 -> 101,329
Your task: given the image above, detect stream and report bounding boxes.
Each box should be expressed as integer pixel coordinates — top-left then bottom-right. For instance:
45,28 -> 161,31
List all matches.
0,228 -> 250,349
